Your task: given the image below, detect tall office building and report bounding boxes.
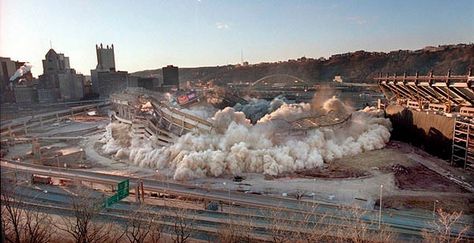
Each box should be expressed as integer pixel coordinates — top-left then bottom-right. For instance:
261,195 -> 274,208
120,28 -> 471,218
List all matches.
38,49 -> 84,102
42,49 -> 70,73
1,57 -> 20,103
162,65 -> 179,89
95,43 -> 116,71
91,43 -> 129,97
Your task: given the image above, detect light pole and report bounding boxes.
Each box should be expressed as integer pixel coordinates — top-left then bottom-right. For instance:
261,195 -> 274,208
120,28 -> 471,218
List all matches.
223,182 -> 231,216
79,148 -> 84,164
55,154 -> 60,169
433,200 -> 439,216
313,178 -> 316,206
15,158 -> 20,183
167,173 -> 170,191
378,184 -> 383,230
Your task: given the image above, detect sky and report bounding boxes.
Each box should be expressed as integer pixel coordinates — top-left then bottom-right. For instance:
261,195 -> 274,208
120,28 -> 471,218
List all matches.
1,0 -> 473,77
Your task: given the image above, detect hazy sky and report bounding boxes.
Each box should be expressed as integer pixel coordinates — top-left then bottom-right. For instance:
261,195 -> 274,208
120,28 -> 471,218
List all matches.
1,0 -> 473,76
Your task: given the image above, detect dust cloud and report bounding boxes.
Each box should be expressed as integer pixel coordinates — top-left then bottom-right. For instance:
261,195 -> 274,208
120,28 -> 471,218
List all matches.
101,97 -> 391,180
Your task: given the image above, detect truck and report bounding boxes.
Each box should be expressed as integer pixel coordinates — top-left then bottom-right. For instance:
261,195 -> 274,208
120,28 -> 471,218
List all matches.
31,174 -> 52,185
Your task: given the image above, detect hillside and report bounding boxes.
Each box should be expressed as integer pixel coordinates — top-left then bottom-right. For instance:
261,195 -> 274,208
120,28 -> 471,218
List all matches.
133,44 -> 474,85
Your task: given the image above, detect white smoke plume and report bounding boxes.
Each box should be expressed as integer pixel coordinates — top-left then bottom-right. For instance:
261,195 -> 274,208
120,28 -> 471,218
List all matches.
234,95 -> 288,123
9,63 -> 32,82
101,97 -> 392,180
180,104 -> 217,120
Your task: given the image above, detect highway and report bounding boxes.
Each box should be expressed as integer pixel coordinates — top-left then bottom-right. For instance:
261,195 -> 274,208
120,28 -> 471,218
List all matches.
2,159 -> 473,241
0,184 -> 425,242
0,101 -> 110,138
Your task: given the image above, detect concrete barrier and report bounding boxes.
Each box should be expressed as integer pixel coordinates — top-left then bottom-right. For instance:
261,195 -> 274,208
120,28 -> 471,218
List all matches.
385,105 -> 454,160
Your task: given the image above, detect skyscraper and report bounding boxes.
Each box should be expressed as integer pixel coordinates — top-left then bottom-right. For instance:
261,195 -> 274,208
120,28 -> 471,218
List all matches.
91,43 -> 129,97
38,49 -> 84,102
162,65 -> 179,89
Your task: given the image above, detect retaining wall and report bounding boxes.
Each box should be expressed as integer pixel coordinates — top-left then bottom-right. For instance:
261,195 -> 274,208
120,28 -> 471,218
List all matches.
385,105 -> 454,160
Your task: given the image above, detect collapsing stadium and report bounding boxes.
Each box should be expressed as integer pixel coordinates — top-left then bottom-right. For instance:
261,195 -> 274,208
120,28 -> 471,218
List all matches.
376,70 -> 474,169
102,70 -> 473,183
104,85 -> 391,180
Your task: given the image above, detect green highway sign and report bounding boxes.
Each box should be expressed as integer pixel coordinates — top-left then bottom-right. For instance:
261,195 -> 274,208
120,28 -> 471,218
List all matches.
117,179 -> 130,200
105,194 -> 119,207
103,179 -> 130,208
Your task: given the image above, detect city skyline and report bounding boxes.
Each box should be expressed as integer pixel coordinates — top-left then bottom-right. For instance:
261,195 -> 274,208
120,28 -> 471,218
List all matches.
1,0 -> 473,76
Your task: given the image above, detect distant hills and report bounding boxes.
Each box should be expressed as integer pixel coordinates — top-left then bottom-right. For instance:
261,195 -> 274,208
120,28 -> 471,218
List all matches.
132,43 -> 474,85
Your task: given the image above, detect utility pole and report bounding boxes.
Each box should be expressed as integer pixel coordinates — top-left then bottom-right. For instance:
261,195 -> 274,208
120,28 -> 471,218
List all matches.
136,183 -> 140,203
378,184 -> 383,229
140,180 -> 145,202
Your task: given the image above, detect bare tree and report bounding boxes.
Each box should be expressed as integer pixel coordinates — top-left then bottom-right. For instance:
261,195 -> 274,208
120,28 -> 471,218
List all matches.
272,202 -> 397,243
170,208 -> 195,243
22,206 -> 55,243
296,210 -> 332,242
1,186 -> 24,243
332,205 -> 396,243
217,222 -> 240,243
271,203 -> 336,243
266,208 -> 300,243
422,208 -> 470,243
1,180 -> 55,243
217,215 -> 255,243
117,205 -> 161,243
56,187 -> 111,243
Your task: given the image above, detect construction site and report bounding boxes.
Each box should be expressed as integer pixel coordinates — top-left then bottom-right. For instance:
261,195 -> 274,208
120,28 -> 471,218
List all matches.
1,69 -> 473,242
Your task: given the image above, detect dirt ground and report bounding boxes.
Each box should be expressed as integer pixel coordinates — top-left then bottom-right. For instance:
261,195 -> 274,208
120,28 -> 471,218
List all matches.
331,141 -> 418,171
388,164 -> 468,193
383,195 -> 474,214
278,164 -> 368,179
276,141 -> 418,180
